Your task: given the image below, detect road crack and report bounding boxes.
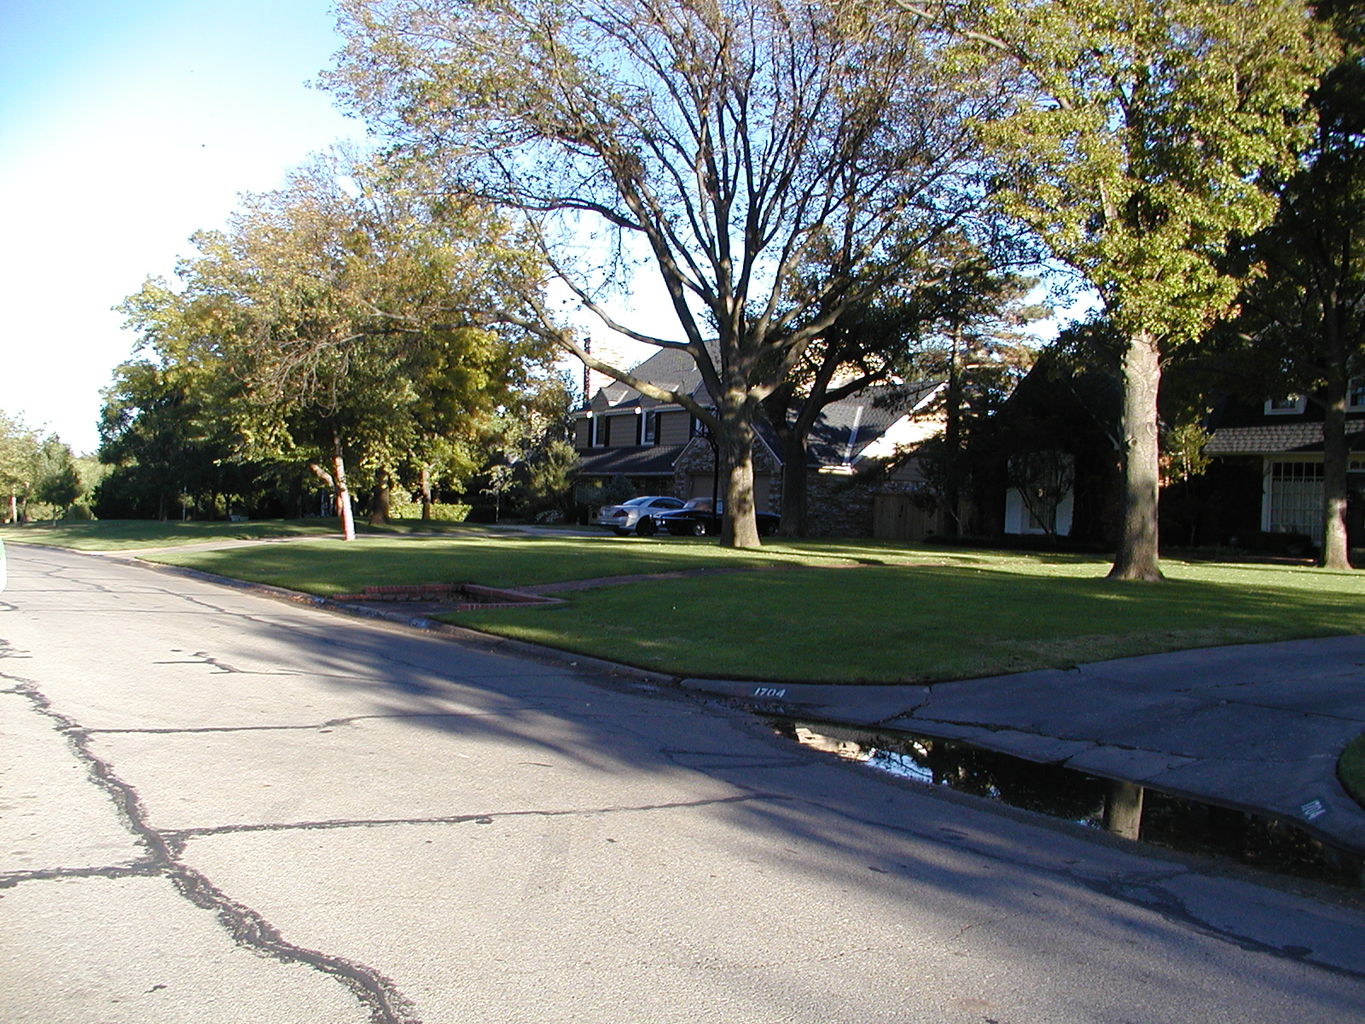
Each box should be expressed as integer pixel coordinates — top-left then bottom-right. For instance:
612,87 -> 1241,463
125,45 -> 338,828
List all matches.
5,676 -> 422,1024
162,793 -> 780,849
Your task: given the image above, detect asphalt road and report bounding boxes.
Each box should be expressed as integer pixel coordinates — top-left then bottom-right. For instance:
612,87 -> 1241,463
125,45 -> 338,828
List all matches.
3,543 -> 1364,1024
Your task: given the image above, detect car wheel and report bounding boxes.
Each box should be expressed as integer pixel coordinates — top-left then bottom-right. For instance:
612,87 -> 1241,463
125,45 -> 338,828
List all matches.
690,520 -> 707,537
636,517 -> 657,536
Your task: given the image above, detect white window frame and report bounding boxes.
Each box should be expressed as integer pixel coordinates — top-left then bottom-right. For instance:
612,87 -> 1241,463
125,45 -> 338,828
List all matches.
1264,396 -> 1307,415
1348,378 -> 1365,411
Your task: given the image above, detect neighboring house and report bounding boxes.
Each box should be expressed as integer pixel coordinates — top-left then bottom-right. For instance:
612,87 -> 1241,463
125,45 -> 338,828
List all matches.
572,346 -> 947,536
981,353 -> 1122,544
1204,385 -> 1365,547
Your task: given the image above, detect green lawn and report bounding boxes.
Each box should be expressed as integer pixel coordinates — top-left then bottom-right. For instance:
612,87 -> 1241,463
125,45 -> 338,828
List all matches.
107,527 -> 1364,684
0,518 -> 346,550
455,555 -> 1363,682
0,516 -> 508,551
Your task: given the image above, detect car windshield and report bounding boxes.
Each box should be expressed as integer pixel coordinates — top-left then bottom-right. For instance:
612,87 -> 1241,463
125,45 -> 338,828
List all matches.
622,497 -> 654,506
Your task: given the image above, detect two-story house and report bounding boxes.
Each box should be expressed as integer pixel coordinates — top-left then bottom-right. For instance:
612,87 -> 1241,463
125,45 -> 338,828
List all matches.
572,346 -> 947,536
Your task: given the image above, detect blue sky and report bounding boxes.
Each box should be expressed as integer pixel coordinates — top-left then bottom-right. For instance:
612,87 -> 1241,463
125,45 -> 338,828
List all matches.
0,1 -> 363,454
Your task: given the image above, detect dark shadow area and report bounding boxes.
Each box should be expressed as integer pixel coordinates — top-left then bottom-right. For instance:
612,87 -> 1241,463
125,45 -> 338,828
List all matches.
775,721 -> 1364,890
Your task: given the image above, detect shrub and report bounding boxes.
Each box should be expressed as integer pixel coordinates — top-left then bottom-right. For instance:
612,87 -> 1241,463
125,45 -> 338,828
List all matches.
388,501 -> 472,523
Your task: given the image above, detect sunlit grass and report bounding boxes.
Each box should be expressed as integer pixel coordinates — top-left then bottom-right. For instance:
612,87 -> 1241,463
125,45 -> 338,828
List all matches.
111,527 -> 1365,683
455,558 -> 1362,682
0,518 -> 346,550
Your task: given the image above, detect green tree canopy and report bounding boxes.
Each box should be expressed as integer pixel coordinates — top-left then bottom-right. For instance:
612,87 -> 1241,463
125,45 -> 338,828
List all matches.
923,0 -> 1326,578
326,0 -> 1005,547
1223,0 -> 1364,568
118,154 -> 553,537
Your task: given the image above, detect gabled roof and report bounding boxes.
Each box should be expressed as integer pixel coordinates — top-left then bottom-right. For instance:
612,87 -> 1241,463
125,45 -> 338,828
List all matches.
1205,394 -> 1365,456
586,344 -> 714,411
577,344 -> 945,474
803,381 -> 944,468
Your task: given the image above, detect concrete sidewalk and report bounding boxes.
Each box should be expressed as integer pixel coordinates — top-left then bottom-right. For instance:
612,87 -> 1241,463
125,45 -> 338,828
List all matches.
679,636 -> 1365,857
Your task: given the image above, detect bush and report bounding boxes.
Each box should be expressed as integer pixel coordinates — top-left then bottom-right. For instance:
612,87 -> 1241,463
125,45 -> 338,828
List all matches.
65,504 -> 96,521
388,501 -> 472,523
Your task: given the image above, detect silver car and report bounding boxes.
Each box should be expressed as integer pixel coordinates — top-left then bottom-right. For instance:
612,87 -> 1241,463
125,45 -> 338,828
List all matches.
594,495 -> 686,536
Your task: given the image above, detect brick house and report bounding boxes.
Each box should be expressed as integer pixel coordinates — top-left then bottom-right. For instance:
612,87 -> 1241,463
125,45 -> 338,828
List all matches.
572,346 -> 946,536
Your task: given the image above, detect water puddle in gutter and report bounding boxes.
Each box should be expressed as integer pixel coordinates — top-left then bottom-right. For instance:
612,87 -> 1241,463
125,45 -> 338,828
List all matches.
773,720 -> 1364,890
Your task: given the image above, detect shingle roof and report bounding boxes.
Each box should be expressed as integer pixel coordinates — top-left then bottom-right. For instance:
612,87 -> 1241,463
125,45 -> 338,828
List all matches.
575,444 -> 687,477
588,344 -> 713,411
804,382 -> 943,467
1205,423 -> 1365,456
578,345 -> 944,475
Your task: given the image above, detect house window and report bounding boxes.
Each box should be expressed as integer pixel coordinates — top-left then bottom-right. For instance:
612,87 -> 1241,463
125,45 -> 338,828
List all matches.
590,414 -> 603,447
643,409 -> 657,444
1264,396 -> 1306,415
1348,378 -> 1365,411
1265,461 -> 1324,543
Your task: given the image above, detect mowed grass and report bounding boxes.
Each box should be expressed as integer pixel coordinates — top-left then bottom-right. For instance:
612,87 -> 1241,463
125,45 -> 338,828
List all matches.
142,532 -> 790,591
113,527 -> 1365,684
456,556 -> 1363,682
0,518 -> 349,550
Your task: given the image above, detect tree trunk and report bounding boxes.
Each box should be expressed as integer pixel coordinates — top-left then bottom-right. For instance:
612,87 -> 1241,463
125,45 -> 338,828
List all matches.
1320,334 -> 1352,569
943,324 -> 964,537
1108,330 -> 1164,581
420,465 -> 433,522
331,434 -> 356,542
718,388 -> 761,549
369,471 -> 391,527
776,430 -> 809,538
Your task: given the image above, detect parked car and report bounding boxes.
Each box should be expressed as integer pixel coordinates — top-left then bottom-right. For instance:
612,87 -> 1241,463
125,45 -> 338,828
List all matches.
594,495 -> 687,536
654,497 -> 781,537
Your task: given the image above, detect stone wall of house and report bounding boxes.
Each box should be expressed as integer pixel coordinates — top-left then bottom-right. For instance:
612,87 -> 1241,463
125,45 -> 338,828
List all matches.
804,473 -> 873,536
803,459 -> 940,538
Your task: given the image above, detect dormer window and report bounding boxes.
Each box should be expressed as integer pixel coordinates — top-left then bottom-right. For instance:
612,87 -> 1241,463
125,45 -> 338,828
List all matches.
1349,378 -> 1365,411
1264,396 -> 1306,416
643,409 -> 657,444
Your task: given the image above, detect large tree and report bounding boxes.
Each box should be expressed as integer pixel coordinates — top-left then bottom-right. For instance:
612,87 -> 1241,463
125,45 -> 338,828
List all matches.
1229,0 -> 1363,569
327,0 -> 1002,547
912,0 -> 1325,578
121,155 -> 549,538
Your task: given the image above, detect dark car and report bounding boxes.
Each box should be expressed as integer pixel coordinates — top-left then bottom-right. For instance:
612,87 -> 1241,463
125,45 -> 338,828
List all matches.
655,497 -> 780,537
